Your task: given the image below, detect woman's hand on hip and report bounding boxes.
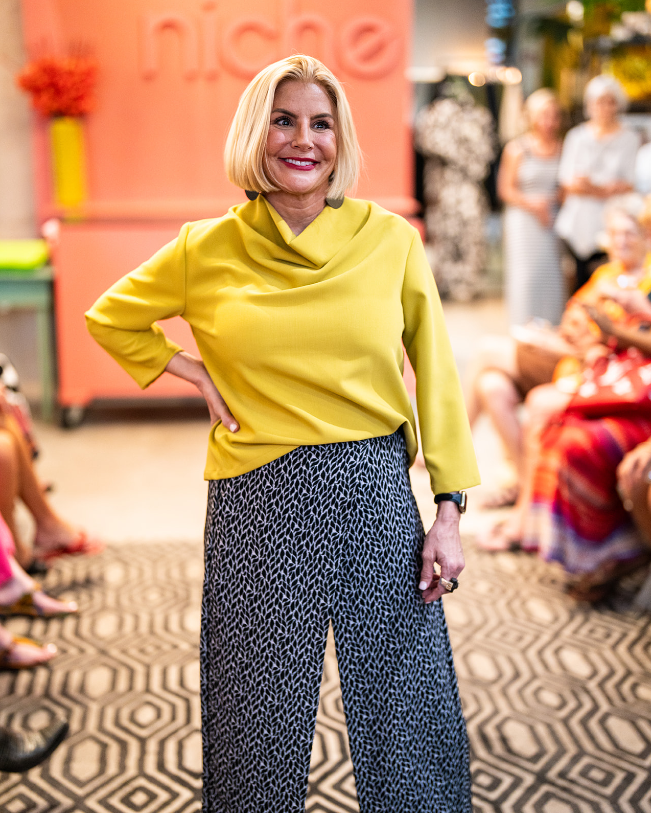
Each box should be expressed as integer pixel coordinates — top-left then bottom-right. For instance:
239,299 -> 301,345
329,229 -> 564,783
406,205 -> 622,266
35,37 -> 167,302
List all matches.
165,352 -> 239,431
419,501 -> 464,603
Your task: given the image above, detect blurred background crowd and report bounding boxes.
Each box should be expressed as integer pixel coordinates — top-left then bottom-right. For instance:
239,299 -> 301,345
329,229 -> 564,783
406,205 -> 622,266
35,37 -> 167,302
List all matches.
5,0 -> 651,787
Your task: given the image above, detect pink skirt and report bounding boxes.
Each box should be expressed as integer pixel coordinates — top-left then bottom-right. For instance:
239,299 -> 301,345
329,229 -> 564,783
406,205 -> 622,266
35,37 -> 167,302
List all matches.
0,513 -> 14,585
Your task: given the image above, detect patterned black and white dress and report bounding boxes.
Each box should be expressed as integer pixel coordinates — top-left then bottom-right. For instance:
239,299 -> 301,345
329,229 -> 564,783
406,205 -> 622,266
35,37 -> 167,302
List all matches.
201,430 -> 472,813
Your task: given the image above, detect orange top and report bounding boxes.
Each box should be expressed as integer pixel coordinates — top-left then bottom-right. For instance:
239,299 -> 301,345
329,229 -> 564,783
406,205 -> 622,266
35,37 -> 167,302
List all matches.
572,258 -> 651,317
554,257 -> 651,382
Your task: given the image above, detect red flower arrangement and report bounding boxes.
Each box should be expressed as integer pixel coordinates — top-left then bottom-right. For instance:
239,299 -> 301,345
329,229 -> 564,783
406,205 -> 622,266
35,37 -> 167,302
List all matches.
16,55 -> 98,117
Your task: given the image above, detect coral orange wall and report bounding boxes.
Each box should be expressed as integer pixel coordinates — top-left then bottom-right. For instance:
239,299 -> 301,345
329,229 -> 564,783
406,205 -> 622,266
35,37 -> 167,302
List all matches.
22,0 -> 415,221
20,0 -> 415,410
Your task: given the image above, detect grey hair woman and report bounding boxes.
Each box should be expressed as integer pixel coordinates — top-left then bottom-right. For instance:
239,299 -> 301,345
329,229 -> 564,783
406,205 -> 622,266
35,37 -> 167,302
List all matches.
556,74 -> 641,289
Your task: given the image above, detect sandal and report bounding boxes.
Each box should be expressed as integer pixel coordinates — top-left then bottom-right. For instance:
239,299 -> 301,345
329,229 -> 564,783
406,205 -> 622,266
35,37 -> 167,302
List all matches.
25,560 -> 49,578
475,520 -> 522,552
0,636 -> 57,670
566,553 -> 651,603
33,531 -> 103,563
480,483 -> 520,510
0,583 -> 78,618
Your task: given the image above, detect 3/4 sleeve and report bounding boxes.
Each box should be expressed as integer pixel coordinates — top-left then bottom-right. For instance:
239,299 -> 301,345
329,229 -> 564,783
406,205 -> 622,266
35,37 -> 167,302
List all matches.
85,224 -> 189,389
402,232 -> 481,494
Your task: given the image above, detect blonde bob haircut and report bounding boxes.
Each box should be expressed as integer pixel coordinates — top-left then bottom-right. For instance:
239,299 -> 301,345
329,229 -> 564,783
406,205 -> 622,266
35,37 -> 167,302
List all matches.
224,54 -> 361,201
524,88 -> 559,128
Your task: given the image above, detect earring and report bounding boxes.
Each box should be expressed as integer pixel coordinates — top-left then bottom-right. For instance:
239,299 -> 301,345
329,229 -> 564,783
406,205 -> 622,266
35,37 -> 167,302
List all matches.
245,190 -> 259,201
325,171 -> 343,208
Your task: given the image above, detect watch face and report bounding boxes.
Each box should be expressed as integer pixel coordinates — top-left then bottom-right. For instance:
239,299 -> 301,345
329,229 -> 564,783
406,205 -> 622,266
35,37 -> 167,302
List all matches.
458,491 -> 467,513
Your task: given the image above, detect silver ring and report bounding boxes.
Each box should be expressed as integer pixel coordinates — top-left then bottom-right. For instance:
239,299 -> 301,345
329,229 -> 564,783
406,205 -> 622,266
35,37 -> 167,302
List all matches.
440,577 -> 459,593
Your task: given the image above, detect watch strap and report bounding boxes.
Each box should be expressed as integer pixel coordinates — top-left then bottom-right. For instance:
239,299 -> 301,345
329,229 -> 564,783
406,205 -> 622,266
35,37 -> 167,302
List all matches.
434,491 -> 467,513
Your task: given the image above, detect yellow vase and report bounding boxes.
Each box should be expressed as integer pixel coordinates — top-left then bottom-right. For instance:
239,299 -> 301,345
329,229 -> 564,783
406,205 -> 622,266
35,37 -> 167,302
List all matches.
49,116 -> 88,209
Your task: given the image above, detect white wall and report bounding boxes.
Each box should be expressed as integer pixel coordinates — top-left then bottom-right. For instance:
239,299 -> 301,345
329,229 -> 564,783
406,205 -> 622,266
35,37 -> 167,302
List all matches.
0,1 -> 40,399
0,0 -> 35,238
412,0 -> 488,75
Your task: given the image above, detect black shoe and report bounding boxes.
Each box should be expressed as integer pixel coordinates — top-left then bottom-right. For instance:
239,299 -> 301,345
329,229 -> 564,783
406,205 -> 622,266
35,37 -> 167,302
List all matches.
25,560 -> 49,578
0,717 -> 69,772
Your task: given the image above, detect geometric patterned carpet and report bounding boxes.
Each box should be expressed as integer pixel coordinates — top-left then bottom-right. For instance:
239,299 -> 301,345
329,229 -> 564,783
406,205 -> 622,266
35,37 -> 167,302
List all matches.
1,540 -> 651,812
454,545 -> 651,813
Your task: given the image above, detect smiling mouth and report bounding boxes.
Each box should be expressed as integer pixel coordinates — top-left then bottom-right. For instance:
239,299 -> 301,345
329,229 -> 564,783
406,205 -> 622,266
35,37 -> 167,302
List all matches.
280,157 -> 318,170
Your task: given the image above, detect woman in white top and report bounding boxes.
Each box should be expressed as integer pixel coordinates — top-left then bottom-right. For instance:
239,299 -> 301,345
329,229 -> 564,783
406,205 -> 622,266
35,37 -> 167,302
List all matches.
499,88 -> 564,326
635,141 -> 651,195
555,75 -> 640,290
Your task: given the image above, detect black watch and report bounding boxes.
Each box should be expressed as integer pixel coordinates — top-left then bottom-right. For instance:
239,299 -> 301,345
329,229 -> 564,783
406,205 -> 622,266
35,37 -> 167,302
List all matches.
434,491 -> 467,514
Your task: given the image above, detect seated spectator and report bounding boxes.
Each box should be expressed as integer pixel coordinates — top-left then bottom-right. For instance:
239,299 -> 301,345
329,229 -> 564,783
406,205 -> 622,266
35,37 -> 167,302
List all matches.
0,353 -> 38,459
0,376 -> 102,569
466,194 -> 651,509
0,512 -> 76,667
481,295 -> 651,599
523,413 -> 651,601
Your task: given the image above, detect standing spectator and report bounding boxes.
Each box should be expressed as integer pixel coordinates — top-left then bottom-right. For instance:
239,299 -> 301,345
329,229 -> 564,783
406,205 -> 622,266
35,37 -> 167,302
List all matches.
556,75 -> 640,290
634,140 -> 651,195
498,88 -> 564,326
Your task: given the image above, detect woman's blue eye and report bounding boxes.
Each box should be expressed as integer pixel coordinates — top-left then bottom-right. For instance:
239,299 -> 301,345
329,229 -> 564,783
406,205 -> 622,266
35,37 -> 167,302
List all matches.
274,117 -> 292,126
313,120 -> 330,130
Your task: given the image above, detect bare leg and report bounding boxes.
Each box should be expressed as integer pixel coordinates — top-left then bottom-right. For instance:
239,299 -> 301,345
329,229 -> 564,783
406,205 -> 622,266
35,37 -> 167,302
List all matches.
0,416 -> 80,565
464,335 -> 520,426
625,476 -> 651,545
476,370 -> 524,477
518,385 -> 571,507
478,384 -> 572,550
6,415 -> 58,524
0,621 -> 57,667
0,428 -> 26,563
0,556 -> 77,615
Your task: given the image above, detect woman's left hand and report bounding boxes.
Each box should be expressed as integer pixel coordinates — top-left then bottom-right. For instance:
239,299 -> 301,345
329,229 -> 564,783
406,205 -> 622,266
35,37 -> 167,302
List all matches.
419,501 -> 464,603
583,304 -> 613,338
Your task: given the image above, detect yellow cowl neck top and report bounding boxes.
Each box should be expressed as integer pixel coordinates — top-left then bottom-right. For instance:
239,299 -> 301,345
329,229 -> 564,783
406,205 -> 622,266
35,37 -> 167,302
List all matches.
86,195 -> 480,494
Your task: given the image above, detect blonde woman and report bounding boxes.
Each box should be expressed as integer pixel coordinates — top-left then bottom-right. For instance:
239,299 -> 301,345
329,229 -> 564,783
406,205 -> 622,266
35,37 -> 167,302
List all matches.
86,56 -> 479,811
498,88 -> 564,326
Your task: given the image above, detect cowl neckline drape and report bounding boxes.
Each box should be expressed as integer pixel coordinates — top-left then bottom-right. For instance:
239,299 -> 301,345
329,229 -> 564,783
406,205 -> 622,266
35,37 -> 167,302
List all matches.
234,194 -> 369,271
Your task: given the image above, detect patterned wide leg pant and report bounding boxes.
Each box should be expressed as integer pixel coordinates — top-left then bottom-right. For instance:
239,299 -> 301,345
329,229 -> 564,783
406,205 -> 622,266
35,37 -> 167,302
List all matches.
201,431 -> 471,812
